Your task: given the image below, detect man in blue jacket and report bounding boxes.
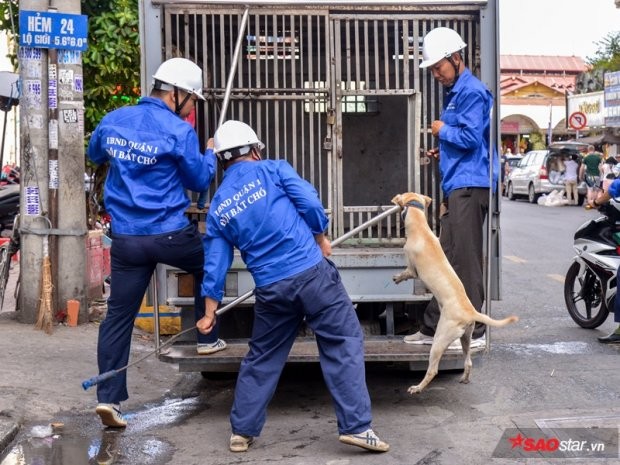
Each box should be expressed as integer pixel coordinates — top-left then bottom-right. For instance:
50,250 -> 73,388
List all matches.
196,120 -> 389,454
87,57 -> 226,428
403,27 -> 499,347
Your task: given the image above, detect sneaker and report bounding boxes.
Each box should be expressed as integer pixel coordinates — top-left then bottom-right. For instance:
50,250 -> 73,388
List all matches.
95,403 -> 127,428
230,434 -> 254,452
402,332 -> 433,345
339,428 -> 389,452
196,339 -> 227,355
448,336 -> 486,350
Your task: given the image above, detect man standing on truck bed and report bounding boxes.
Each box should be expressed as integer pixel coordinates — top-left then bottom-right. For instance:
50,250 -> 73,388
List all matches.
403,27 -> 498,347
87,57 -> 226,428
196,120 -> 389,454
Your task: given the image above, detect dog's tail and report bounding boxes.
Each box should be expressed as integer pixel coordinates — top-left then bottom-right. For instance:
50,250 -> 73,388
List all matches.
473,313 -> 519,327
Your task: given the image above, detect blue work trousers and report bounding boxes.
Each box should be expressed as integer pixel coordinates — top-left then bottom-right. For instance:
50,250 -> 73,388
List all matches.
615,272 -> 620,323
230,258 -> 372,437
97,223 -> 217,404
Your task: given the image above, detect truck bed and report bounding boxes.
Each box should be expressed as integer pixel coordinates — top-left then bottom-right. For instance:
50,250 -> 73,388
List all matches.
159,337 -> 486,373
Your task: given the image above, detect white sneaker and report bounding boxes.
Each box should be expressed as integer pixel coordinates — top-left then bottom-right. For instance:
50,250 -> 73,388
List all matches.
402,332 -> 433,345
196,339 -> 227,355
448,336 -> 486,350
339,428 -> 390,452
230,434 -> 254,452
95,403 -> 127,428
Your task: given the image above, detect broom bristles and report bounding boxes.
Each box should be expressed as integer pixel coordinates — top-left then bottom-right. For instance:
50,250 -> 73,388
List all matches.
35,256 -> 54,334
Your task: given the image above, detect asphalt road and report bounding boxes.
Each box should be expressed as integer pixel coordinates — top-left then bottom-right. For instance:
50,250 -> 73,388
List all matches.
1,197 -> 619,465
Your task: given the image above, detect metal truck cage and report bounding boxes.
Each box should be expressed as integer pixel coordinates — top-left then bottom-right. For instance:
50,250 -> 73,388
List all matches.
138,0 -> 501,373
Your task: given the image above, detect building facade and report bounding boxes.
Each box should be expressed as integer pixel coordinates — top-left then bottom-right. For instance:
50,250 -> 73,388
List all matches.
500,55 -> 587,154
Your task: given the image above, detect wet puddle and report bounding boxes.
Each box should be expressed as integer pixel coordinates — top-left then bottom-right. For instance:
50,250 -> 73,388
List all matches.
498,341 -> 592,355
0,397 -> 202,465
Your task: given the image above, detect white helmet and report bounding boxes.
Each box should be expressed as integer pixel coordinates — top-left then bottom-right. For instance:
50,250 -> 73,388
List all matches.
419,27 -> 467,69
152,57 -> 205,100
214,120 -> 265,161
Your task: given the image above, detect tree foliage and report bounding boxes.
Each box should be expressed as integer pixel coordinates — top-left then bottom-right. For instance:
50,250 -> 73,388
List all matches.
587,31 -> 620,72
0,0 -> 141,135
82,0 -> 140,135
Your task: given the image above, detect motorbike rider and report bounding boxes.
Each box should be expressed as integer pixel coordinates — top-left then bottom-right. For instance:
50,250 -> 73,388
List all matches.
589,184 -> 620,343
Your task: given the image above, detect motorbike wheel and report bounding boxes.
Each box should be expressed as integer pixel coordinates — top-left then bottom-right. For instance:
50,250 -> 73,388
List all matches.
564,261 -> 609,329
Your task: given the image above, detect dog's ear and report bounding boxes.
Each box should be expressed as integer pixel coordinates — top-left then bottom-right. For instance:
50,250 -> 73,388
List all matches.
391,194 -> 402,207
423,195 -> 432,207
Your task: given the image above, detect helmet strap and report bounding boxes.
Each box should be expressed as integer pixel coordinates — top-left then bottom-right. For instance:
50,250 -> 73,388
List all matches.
173,87 -> 193,115
446,54 -> 461,88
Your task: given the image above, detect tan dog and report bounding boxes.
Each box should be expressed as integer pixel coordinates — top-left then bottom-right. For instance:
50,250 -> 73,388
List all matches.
391,192 -> 518,394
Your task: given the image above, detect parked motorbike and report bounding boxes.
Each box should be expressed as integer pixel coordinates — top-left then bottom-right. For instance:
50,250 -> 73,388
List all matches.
0,181 -> 19,233
564,200 -> 620,328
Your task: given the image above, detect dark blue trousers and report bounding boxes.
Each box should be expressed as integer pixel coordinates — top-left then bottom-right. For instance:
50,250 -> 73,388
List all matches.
97,223 -> 218,403
615,272 -> 620,323
230,258 -> 372,436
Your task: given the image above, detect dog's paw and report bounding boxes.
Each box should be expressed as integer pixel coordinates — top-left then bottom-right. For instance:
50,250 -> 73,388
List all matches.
393,269 -> 414,284
391,194 -> 403,207
459,375 -> 470,384
407,384 -> 423,395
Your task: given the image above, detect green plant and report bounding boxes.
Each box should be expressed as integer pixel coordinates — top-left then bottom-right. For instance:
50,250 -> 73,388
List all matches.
82,0 -> 140,135
529,132 -> 545,150
587,31 -> 620,72
0,1 -> 141,135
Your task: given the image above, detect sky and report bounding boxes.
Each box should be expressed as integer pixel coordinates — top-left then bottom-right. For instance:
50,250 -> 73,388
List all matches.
499,0 -> 620,60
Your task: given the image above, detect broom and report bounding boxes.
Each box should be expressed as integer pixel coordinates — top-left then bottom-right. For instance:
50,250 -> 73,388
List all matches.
35,235 -> 54,334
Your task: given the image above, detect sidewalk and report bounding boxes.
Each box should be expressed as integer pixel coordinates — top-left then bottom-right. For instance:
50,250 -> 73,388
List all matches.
0,265 -> 180,457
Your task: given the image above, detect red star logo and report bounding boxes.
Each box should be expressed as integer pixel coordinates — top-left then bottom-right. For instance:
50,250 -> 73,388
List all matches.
509,433 -> 524,449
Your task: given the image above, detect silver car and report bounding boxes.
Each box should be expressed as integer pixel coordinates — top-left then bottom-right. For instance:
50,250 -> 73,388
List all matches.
505,142 -> 589,204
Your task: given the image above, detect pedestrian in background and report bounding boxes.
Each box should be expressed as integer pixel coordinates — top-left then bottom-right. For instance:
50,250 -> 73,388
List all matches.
197,120 -> 389,454
580,144 -> 602,206
563,153 -> 579,205
402,27 -> 499,347
87,57 -> 226,428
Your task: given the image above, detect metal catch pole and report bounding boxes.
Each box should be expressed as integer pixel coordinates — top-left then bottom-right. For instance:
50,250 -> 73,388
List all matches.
215,204 -> 402,316
218,8 -> 250,128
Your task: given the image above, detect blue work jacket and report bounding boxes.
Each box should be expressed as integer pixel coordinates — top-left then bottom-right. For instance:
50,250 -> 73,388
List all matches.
202,159 -> 328,302
87,97 -> 216,235
437,68 -> 499,196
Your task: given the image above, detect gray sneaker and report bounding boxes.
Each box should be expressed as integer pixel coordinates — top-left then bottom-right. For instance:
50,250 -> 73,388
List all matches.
339,428 -> 389,452
196,339 -> 227,355
402,332 -> 433,345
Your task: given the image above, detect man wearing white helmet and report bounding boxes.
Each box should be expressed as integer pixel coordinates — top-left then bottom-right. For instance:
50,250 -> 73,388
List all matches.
87,57 -> 226,429
197,120 -> 389,454
403,27 -> 499,347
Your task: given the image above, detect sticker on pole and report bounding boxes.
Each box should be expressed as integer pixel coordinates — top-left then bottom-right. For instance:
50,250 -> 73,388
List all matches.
568,112 -> 587,130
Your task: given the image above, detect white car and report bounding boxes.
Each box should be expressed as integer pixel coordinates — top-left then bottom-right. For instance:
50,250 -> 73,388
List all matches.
506,142 -> 589,204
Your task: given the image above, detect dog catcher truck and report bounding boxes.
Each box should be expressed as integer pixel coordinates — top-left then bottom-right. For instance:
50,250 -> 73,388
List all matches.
137,0 -> 502,374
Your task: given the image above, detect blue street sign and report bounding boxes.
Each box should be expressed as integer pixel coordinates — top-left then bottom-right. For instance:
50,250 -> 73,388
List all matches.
19,10 -> 88,51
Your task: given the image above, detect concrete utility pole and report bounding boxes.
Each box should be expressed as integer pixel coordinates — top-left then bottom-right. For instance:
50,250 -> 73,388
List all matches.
18,0 -> 87,324
19,0 -> 49,324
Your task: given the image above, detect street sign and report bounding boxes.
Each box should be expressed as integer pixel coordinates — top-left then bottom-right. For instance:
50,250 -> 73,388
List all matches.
568,111 -> 587,130
19,10 -> 88,52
